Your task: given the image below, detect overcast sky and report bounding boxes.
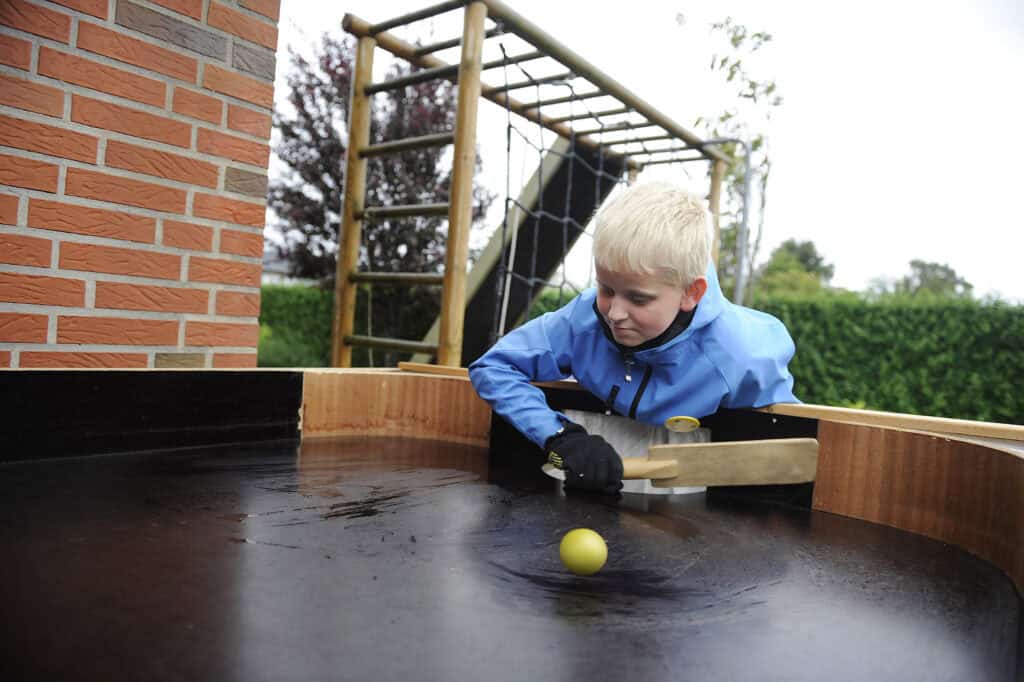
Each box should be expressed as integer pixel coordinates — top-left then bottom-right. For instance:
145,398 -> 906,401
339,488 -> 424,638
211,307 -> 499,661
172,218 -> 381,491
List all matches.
271,1 -> 1024,301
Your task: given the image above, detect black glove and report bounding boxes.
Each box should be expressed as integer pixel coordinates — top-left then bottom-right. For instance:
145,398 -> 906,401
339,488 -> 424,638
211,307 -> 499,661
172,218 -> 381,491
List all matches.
545,423 -> 623,495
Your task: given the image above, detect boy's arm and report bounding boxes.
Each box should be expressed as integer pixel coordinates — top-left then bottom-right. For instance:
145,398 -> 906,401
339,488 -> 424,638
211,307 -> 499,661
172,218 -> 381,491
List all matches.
468,299 -> 579,448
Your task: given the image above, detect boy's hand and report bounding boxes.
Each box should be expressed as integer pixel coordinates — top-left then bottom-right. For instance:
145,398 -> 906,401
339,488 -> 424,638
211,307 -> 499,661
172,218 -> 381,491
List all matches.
546,423 -> 623,495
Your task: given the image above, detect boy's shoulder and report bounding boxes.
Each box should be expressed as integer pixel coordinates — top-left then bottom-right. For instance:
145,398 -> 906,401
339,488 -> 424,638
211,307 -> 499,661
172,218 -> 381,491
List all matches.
697,303 -> 792,359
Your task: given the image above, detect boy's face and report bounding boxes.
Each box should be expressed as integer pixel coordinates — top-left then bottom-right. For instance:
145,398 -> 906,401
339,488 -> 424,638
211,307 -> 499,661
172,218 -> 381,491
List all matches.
595,265 -> 706,347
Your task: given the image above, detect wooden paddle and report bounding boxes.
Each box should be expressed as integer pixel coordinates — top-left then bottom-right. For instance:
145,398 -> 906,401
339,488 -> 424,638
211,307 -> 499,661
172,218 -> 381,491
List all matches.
397,363 -> 819,487
544,438 -> 819,488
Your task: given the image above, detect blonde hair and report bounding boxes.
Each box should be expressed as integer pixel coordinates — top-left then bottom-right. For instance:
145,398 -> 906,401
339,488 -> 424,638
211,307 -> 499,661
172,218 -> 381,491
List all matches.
592,182 -> 711,288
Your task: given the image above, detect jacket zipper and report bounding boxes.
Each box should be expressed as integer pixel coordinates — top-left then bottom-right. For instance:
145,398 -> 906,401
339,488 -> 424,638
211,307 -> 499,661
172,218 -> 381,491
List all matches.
623,351 -> 635,382
605,385 -> 620,415
628,365 -> 654,419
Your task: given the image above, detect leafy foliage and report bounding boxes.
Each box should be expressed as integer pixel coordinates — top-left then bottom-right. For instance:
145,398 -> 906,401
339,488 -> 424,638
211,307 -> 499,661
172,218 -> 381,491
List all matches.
690,17 -> 783,303
257,285 -> 333,367
758,296 -> 1023,423
867,260 -> 974,300
269,34 -> 494,365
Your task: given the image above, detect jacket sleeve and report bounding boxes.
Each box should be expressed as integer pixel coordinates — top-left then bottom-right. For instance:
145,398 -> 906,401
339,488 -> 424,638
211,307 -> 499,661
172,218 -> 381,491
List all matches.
704,310 -> 800,409
468,296 -> 582,448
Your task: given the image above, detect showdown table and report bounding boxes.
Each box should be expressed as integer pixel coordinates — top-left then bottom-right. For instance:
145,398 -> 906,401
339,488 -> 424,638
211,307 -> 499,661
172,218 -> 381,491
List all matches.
1,369 -> 1021,681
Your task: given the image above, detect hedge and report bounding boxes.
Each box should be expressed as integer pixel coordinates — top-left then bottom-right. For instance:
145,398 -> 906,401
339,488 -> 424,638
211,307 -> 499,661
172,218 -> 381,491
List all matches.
261,284 -> 1024,424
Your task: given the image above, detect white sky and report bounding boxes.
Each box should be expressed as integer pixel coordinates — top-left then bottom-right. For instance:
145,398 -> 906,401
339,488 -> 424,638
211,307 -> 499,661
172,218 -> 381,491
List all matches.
271,0 -> 1024,302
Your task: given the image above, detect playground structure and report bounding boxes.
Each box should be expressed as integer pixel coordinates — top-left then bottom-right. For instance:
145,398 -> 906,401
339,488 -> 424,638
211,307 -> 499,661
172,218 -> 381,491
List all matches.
331,0 -> 731,368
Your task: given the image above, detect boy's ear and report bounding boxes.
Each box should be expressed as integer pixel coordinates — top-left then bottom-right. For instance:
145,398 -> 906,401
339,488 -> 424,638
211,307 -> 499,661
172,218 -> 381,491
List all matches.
680,277 -> 708,312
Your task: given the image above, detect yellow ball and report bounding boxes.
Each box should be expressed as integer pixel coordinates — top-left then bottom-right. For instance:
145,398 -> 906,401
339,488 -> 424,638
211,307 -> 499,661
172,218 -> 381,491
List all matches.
559,528 -> 607,576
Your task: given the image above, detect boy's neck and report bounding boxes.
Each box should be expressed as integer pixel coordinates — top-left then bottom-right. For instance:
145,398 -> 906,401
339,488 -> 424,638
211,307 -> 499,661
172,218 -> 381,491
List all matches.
593,303 -> 697,352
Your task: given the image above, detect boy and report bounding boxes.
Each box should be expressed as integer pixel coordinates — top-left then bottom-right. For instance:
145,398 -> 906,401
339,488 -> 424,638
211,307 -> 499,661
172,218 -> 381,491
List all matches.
468,182 -> 798,494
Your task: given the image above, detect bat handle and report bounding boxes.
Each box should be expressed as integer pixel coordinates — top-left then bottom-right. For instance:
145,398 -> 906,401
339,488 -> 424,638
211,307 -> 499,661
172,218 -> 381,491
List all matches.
621,457 -> 678,481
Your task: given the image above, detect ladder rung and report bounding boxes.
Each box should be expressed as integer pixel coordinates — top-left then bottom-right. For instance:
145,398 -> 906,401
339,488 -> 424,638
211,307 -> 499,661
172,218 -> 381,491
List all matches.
366,63 -> 457,94
413,26 -> 504,57
367,0 -> 466,35
640,156 -> 706,167
349,272 -> 445,286
366,51 -> 545,95
573,121 -> 656,137
521,90 -> 604,111
344,335 -> 438,355
547,105 -> 631,125
357,203 -> 449,219
360,133 -> 454,157
482,71 -> 575,96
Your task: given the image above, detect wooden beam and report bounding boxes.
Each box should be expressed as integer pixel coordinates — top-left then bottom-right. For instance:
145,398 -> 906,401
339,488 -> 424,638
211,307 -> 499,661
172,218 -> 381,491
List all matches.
438,1 -> 487,366
330,36 -> 375,367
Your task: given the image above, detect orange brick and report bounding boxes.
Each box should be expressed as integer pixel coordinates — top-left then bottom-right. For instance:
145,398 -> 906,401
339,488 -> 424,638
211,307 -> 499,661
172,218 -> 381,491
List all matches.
240,0 -> 280,22
0,0 -> 70,43
72,95 -> 191,148
149,0 -> 202,20
0,312 -> 48,343
0,153 -> 59,192
220,229 -> 263,258
194,193 -> 264,227
189,256 -> 261,287
105,140 -> 219,189
216,290 -> 260,317
163,220 -> 213,251
186,320 -> 258,347
77,22 -> 197,82
66,168 -> 187,214
0,194 -> 19,224
0,351 -> 10,367
213,352 -> 258,367
0,233 -> 51,267
28,199 -> 155,243
20,351 -> 148,368
0,34 -> 31,70
95,281 -> 209,314
204,64 -> 273,108
197,127 -> 268,167
0,113 -> 97,163
38,48 -> 165,108
172,88 -> 223,124
51,0 -> 107,19
208,2 -> 278,51
0,73 -> 63,117
0,272 -> 85,306
59,315 -> 179,345
227,104 -> 271,139
60,242 -> 181,280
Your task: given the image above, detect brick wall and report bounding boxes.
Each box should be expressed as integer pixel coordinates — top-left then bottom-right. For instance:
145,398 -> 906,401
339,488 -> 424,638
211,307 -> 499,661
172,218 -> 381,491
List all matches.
0,0 -> 279,369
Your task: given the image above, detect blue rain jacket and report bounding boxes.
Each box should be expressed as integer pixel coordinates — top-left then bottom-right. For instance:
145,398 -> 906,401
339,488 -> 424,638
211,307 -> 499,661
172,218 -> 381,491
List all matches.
468,264 -> 799,447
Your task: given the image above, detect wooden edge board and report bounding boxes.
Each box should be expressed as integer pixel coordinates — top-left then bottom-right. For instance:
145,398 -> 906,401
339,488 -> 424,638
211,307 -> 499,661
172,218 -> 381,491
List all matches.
761,403 -> 1024,443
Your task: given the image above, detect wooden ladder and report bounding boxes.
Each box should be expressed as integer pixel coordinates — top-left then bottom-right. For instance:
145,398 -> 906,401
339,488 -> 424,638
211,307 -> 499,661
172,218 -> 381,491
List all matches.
330,3 -> 489,367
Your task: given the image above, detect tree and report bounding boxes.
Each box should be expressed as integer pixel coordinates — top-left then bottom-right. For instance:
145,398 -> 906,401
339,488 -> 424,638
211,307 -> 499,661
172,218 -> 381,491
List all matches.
269,34 -> 493,364
869,260 -> 974,300
750,239 -> 835,302
682,16 -> 783,304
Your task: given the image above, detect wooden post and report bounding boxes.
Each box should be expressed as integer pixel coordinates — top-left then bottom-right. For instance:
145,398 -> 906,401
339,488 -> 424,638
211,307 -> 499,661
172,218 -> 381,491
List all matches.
437,1 -> 487,367
708,158 -> 725,267
330,36 -> 375,367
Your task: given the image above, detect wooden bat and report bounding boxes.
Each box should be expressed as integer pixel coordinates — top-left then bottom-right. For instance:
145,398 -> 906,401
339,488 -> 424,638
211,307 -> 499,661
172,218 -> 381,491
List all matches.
544,438 -> 819,487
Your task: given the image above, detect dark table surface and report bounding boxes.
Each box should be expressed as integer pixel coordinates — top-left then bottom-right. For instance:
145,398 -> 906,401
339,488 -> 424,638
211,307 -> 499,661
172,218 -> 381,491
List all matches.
1,436 -> 1020,681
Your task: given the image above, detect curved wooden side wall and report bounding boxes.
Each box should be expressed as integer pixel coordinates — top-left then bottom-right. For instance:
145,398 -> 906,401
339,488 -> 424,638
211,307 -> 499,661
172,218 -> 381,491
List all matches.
764,404 -> 1024,595
300,369 -> 491,446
